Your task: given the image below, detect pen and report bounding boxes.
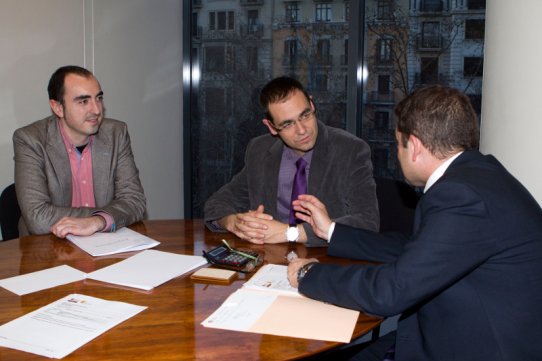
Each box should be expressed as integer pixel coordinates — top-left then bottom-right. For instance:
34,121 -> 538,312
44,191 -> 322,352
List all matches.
221,239 -> 258,261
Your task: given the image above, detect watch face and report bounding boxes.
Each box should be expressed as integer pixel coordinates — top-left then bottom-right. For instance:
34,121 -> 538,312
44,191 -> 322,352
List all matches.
286,226 -> 299,242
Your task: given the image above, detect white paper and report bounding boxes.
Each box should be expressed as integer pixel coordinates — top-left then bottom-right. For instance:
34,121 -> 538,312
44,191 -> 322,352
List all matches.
0,265 -> 86,296
87,249 -> 208,290
0,294 -> 146,359
202,288 -> 360,343
202,289 -> 277,331
242,264 -> 300,296
66,227 -> 160,256
202,263 -> 360,343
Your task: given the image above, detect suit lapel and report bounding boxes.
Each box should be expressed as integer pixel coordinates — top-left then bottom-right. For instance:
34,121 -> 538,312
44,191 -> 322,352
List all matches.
92,126 -> 113,207
307,121 -> 328,194
261,138 -> 283,215
46,118 -> 72,206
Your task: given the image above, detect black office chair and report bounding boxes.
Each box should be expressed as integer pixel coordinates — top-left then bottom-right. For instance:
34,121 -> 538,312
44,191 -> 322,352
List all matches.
0,183 -> 21,241
375,177 -> 420,235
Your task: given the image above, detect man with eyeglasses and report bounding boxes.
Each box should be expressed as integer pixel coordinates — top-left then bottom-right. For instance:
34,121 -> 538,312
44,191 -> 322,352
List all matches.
204,76 -> 378,245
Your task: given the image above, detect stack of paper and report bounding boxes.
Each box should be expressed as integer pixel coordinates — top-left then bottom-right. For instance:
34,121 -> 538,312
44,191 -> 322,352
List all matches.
86,249 -> 208,290
202,264 -> 360,343
66,227 -> 160,256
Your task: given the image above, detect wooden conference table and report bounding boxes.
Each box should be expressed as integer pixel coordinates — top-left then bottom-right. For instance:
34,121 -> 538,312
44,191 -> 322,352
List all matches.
0,219 -> 382,361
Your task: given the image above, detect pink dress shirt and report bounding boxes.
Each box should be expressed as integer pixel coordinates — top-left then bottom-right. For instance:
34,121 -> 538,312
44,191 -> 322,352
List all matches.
58,122 -> 114,231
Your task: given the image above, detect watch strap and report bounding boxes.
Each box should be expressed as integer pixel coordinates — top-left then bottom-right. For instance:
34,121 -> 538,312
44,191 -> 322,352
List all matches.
297,261 -> 317,284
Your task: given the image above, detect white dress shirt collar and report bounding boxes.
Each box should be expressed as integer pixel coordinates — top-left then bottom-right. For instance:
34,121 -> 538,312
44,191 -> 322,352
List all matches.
423,151 -> 463,193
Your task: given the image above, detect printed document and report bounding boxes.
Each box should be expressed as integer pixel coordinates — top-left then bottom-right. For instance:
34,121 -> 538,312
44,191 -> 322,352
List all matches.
66,227 -> 160,256
87,249 -> 207,290
0,265 -> 86,296
202,264 -> 360,343
0,294 -> 146,359
242,264 -> 299,296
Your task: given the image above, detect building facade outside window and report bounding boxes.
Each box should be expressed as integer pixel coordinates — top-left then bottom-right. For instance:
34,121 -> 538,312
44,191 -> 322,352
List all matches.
185,0 -> 486,217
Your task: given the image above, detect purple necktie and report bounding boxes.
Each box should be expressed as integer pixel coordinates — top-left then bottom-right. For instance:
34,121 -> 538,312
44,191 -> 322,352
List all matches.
289,157 -> 308,224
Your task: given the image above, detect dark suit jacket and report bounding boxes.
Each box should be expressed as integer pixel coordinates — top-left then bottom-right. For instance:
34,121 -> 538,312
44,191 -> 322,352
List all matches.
204,121 -> 379,246
13,116 -> 147,236
300,151 -> 542,360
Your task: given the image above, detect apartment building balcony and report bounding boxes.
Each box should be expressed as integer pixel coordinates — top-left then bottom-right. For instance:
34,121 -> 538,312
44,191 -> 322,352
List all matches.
416,34 -> 442,51
191,26 -> 202,40
282,56 -> 298,67
374,59 -> 394,69
414,72 -> 450,86
202,30 -> 240,41
240,23 -> 264,38
367,91 -> 395,104
312,22 -> 348,33
420,1 -> 443,13
240,0 -> 264,5
315,55 -> 332,66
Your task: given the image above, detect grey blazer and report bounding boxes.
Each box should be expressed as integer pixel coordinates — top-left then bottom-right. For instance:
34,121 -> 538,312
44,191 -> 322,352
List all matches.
204,121 -> 379,246
13,116 -> 146,236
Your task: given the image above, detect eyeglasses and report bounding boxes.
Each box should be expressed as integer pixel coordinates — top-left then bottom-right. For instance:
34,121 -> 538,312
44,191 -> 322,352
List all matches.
270,109 -> 315,132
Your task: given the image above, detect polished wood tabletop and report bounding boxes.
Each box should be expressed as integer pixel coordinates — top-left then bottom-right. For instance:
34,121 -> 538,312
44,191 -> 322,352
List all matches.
0,219 -> 382,361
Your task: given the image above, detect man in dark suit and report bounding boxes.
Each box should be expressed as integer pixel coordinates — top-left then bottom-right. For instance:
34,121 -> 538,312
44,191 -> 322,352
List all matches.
288,85 -> 542,360
13,65 -> 146,238
204,77 -> 379,246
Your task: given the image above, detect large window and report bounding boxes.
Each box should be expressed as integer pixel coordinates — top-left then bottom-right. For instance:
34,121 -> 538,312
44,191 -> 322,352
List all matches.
185,0 -> 486,217
421,22 -> 441,49
284,38 -> 298,66
316,39 -> 331,65
285,2 -> 300,22
465,19 -> 485,40
377,0 -> 392,20
209,11 -> 235,31
315,3 -> 332,22
377,37 -> 393,63
464,57 -> 484,77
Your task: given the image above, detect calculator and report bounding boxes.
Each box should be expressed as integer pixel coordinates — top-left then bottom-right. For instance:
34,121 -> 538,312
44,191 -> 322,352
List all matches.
203,245 -> 262,273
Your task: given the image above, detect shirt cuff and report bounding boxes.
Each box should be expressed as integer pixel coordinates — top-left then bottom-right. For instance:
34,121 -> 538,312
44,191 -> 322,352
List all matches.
327,222 -> 336,243
92,211 -> 115,232
207,220 -> 226,232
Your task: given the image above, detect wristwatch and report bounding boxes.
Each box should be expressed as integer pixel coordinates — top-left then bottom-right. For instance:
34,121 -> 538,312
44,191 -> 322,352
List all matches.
297,262 -> 317,284
285,224 -> 299,242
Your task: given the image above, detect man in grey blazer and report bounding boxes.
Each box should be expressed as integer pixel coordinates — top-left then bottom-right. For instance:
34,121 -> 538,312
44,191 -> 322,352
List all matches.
204,77 -> 379,246
13,65 -> 146,238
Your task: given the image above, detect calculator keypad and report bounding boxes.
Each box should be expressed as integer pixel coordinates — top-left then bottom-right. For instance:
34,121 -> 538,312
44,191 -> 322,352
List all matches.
223,253 -> 252,266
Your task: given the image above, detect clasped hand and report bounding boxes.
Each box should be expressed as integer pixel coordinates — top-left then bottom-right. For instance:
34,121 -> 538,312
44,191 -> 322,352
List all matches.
220,205 -> 293,244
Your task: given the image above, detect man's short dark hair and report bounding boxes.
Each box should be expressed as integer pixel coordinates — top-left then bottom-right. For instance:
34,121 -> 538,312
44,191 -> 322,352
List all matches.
394,84 -> 480,158
259,76 -> 311,122
47,65 -> 94,103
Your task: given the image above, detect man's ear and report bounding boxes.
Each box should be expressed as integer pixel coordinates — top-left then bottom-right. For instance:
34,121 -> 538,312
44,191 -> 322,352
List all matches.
49,99 -> 64,119
409,134 -> 423,161
262,118 -> 278,136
